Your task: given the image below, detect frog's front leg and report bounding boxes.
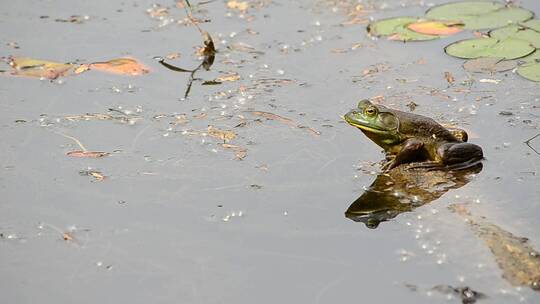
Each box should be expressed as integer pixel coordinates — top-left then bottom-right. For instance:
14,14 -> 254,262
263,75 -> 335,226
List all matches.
437,142 -> 483,168
383,139 -> 425,171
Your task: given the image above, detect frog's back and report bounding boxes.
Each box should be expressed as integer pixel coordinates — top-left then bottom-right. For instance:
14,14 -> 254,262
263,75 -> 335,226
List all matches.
392,109 -> 458,142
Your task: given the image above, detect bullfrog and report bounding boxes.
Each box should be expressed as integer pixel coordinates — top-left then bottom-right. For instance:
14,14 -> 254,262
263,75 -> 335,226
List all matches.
344,100 -> 483,171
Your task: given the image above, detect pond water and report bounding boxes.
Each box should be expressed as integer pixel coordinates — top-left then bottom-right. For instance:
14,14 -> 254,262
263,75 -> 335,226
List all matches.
1,1 -> 539,303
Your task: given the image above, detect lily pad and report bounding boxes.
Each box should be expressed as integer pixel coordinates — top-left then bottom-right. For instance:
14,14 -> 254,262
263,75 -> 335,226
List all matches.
445,37 -> 535,59
463,57 -> 516,73
367,17 -> 439,41
522,19 -> 540,32
425,2 -> 533,30
489,24 -> 540,48
517,51 -> 540,82
407,21 -> 464,35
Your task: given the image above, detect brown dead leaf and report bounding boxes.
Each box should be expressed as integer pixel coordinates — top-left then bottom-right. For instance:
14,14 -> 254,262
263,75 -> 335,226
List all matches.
89,58 -> 150,76
216,73 -> 241,82
370,95 -> 385,103
227,1 -> 249,11
62,232 -> 75,241
63,113 -> 114,121
67,151 -> 110,158
247,111 -> 296,127
207,126 -> 236,142
166,52 -> 181,60
79,170 -> 106,181
193,113 -> 208,119
6,57 -> 75,79
247,111 -> 320,136
222,143 -> 247,160
444,72 -> 455,85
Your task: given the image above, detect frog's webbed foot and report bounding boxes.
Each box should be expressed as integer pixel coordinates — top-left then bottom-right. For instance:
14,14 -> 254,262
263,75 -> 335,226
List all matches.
380,160 -> 396,172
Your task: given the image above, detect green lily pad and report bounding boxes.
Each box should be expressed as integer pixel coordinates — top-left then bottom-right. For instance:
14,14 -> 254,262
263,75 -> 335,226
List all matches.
517,51 -> 540,82
445,37 -> 535,59
489,24 -> 540,48
367,17 -> 439,41
521,19 -> 540,32
425,2 -> 533,30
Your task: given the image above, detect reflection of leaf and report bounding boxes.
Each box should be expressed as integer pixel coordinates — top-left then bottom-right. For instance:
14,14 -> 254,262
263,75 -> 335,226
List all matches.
449,204 -> 540,291
89,58 -> 150,75
67,151 -> 110,158
463,57 -> 516,73
445,38 -> 535,59
407,21 -> 463,36
368,17 -> 439,41
7,57 -> 75,79
426,2 -> 533,30
517,51 -> 540,82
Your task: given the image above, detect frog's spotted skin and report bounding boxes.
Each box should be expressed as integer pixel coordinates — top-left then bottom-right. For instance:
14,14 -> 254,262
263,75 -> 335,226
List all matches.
344,100 -> 483,171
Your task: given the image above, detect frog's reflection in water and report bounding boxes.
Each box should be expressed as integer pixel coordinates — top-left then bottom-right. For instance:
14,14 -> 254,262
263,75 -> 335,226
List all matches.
345,164 -> 483,229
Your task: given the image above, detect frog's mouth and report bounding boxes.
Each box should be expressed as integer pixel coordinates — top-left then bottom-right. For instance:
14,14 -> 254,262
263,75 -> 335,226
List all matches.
343,113 -> 388,134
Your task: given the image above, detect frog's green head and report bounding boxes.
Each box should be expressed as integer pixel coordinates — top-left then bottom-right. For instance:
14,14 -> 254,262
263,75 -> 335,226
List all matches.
344,100 -> 402,148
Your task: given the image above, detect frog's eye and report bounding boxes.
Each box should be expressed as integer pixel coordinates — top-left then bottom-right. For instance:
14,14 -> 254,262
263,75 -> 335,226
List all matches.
364,106 -> 377,117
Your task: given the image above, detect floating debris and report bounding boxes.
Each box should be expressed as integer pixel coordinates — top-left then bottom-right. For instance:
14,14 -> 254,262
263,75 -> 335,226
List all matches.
66,151 -> 110,158
431,285 -> 487,304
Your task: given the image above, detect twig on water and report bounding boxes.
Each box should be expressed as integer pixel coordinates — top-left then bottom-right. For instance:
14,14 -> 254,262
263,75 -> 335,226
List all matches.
525,133 -> 540,156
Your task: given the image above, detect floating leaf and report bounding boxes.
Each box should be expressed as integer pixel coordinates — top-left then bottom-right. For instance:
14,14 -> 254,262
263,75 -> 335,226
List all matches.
67,151 -> 110,158
222,144 -> 247,160
216,73 -> 240,82
425,2 -> 533,30
489,24 -> 540,48
227,1 -> 249,11
445,38 -> 534,59
517,52 -> 540,82
79,170 -> 106,181
463,57 -> 516,73
6,57 -> 75,79
367,17 -> 439,41
88,58 -> 149,75
407,21 -> 464,35
207,126 -> 236,142
522,19 -> 540,32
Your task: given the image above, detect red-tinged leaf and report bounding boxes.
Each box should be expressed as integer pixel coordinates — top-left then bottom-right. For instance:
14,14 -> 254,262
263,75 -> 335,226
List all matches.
407,21 -> 464,36
89,58 -> 150,75
67,150 -> 110,158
